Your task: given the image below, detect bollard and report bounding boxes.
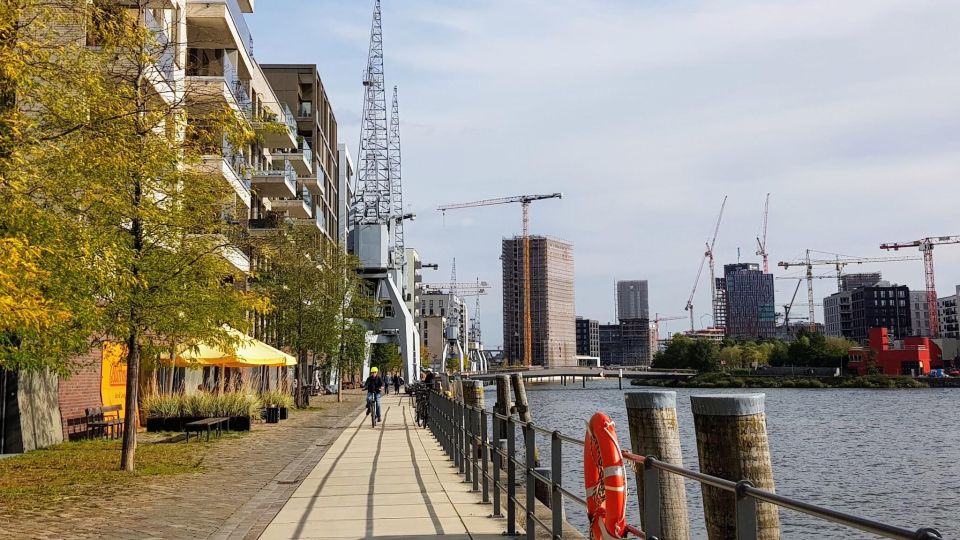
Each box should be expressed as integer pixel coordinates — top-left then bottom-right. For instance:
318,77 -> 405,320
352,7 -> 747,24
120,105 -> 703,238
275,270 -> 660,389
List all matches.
619,369 -> 623,390
510,374 -> 532,422
582,375 -> 586,388
625,391 -> 690,540
691,394 -> 780,540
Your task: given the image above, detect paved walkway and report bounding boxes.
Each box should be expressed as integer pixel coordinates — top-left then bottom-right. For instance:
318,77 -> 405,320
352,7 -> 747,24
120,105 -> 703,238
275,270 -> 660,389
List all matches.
260,393 -> 505,540
0,393 -> 364,540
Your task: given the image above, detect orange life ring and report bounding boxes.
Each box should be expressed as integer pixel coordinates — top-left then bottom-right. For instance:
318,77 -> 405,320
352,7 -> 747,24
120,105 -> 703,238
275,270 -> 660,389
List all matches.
583,412 -> 627,540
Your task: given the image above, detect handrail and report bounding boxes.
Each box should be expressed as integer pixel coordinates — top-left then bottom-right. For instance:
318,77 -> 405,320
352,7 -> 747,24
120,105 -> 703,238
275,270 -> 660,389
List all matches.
418,385 -> 942,540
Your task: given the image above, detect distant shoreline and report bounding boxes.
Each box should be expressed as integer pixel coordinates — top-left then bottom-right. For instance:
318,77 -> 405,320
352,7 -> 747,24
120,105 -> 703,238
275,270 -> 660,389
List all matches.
630,373 -> 935,389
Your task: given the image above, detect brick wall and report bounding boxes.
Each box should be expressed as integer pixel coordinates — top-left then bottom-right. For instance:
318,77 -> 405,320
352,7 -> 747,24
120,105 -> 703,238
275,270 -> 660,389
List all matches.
58,348 -> 103,440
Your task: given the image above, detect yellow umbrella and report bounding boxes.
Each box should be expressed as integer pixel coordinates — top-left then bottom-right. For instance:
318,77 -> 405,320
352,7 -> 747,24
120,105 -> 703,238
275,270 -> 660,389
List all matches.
171,327 -> 296,368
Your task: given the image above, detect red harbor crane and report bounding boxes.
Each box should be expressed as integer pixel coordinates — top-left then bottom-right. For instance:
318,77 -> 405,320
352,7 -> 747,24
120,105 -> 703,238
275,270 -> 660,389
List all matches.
880,235 -> 960,338
438,193 -> 562,365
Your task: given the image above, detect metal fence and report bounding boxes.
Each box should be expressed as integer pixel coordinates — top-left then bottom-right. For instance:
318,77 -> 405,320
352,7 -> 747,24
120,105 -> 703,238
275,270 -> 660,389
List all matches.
421,387 -> 943,540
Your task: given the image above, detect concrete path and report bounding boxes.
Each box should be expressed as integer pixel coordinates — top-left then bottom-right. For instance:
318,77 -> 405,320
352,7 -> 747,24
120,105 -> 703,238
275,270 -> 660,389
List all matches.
260,393 -> 506,540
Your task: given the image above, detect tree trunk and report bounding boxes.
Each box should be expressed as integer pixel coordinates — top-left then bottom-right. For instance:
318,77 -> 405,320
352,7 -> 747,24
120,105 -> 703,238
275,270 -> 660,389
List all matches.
120,327 -> 140,471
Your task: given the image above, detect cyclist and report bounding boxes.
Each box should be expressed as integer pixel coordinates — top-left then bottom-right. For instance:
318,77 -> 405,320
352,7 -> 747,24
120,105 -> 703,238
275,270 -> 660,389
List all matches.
364,366 -> 384,422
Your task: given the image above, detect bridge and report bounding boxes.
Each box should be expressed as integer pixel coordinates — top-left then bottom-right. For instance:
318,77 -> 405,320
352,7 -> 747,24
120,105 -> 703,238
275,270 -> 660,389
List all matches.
469,367 -> 696,384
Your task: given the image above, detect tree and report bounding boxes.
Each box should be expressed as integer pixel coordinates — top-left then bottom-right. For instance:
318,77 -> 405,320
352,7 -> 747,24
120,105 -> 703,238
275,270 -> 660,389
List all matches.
371,343 -> 402,375
0,1 -> 109,373
72,3 -> 266,471
255,223 -> 331,407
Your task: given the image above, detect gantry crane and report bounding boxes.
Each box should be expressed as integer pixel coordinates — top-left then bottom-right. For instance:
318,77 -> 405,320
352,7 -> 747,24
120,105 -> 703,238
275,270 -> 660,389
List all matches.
685,196 -> 727,332
777,251 -> 920,330
438,193 -> 562,365
881,235 -> 960,338
756,193 -> 770,273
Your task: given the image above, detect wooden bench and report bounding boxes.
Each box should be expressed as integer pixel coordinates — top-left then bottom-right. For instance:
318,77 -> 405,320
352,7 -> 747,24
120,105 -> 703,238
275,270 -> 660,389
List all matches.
183,417 -> 230,442
85,405 -> 124,440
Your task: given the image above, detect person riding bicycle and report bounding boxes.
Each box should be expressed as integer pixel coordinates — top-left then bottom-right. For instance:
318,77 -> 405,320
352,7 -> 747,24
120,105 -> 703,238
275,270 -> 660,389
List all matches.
364,366 -> 384,422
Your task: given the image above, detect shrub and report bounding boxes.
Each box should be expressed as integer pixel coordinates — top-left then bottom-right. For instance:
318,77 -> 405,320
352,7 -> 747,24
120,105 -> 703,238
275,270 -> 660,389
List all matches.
146,392 -> 261,418
143,394 -> 183,418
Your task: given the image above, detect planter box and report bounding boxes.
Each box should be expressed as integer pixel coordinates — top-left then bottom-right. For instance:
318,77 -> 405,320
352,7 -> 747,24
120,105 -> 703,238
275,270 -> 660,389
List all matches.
228,416 -> 251,431
279,407 -> 288,420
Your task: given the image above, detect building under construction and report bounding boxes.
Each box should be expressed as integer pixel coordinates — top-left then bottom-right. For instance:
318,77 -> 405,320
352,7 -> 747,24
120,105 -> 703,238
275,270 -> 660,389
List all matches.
502,236 -> 576,367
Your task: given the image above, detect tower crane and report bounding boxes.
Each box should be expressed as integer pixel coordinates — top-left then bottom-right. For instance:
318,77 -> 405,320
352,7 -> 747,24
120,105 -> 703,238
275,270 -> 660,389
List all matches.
685,196 -> 727,332
756,193 -> 770,273
777,252 -> 920,330
652,313 -> 686,343
881,235 -> 960,338
422,281 -> 490,295
438,193 -> 562,365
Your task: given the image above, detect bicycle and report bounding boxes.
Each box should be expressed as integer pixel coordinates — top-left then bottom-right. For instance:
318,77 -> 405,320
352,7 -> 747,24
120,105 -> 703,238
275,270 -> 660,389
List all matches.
367,391 -> 381,428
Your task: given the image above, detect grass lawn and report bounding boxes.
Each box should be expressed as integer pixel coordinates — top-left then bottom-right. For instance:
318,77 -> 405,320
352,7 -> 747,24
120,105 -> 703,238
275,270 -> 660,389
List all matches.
0,433 -> 242,514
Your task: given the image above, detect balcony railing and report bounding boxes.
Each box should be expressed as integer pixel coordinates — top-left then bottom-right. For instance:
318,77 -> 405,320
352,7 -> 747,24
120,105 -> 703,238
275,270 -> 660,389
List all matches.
187,50 -> 252,117
225,0 -> 255,58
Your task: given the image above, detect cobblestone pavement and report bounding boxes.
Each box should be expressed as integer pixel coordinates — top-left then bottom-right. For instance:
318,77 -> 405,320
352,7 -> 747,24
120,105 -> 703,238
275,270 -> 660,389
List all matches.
0,392 -> 364,540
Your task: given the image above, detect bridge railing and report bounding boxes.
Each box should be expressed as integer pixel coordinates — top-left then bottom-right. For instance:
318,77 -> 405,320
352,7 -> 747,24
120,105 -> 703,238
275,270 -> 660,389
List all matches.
422,387 -> 942,540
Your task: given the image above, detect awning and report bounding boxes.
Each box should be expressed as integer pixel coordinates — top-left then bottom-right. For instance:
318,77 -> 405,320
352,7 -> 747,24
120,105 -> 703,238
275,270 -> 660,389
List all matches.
169,327 -> 297,368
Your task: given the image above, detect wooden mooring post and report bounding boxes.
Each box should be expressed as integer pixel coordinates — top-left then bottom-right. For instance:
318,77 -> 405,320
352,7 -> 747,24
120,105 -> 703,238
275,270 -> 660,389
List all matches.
691,394 -> 780,540
625,391 -> 690,540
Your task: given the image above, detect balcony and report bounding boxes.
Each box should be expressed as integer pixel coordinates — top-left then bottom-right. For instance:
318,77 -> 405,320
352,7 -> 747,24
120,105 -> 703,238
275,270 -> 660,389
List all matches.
251,161 -> 296,199
270,189 -> 313,220
188,231 -> 250,273
255,103 -> 297,149
275,140 -> 312,176
186,0 -> 255,76
197,147 -> 251,207
186,50 -> 252,117
300,174 -> 325,196
246,213 -> 284,235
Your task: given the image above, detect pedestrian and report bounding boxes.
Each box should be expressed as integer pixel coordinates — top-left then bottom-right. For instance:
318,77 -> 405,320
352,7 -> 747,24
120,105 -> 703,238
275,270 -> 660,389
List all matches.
383,370 -> 390,395
393,372 -> 401,394
364,367 -> 384,422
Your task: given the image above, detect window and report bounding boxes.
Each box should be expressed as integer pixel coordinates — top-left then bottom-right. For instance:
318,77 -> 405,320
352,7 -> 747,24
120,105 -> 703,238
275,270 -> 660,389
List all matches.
299,101 -> 313,117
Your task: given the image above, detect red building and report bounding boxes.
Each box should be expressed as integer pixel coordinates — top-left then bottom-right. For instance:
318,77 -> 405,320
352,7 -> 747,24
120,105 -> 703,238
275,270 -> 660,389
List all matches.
848,327 -> 941,376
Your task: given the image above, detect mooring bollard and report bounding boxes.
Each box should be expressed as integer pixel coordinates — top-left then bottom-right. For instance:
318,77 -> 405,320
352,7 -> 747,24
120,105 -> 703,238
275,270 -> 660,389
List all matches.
509,373 -> 532,422
625,391 -> 690,540
691,394 -> 780,540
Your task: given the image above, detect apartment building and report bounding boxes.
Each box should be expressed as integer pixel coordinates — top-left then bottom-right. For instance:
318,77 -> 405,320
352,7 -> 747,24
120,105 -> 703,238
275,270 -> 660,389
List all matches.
910,290 -> 932,337
262,65 -> 342,243
938,286 -> 960,339
722,263 -> 776,339
850,284 -> 911,343
418,291 -> 469,371
576,317 -> 600,357
502,236 -> 576,367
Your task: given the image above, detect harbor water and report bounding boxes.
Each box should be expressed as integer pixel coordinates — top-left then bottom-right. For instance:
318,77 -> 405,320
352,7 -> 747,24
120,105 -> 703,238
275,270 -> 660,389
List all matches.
483,379 -> 959,538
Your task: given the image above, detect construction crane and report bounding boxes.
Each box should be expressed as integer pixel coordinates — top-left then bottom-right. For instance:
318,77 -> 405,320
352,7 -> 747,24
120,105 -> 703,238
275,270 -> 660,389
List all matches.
777,251 -> 920,330
422,281 -> 490,295
652,313 -> 686,343
438,193 -> 562,365
881,235 -> 960,338
685,196 -> 727,332
756,193 -> 770,273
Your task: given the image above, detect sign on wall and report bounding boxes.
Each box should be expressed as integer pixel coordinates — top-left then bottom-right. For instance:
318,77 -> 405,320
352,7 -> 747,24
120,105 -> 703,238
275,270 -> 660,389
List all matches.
101,342 -> 128,414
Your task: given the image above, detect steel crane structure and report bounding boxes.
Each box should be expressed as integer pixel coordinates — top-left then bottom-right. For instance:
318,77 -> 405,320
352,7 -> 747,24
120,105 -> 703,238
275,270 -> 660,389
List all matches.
437,193 -> 562,365
756,193 -> 770,273
351,0 -> 417,383
652,314 -> 686,343
881,235 -> 960,338
685,196 -> 727,332
777,251 -> 920,330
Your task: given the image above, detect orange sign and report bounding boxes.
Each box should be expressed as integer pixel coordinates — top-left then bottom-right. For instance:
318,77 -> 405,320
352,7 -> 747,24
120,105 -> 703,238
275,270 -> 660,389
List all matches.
101,342 -> 128,414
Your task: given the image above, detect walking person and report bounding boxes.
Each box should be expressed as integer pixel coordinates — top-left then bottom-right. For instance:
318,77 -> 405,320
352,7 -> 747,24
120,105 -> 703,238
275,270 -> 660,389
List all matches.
384,371 -> 390,395
364,366 -> 384,423
393,372 -> 402,394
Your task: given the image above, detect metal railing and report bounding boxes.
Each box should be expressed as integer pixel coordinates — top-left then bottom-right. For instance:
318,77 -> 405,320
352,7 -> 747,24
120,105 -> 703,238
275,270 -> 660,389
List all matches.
421,388 -> 942,540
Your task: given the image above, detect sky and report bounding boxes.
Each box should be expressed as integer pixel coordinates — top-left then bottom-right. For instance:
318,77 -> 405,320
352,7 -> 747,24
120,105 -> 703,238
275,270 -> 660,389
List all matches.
249,0 -> 960,348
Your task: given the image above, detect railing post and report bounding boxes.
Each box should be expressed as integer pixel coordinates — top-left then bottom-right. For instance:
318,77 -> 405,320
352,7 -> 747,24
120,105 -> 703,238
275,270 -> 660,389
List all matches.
472,407 -> 481,493
492,414 -> 503,518
643,458 -> 663,539
457,399 -> 465,472
735,481 -> 758,540
463,402 -> 472,483
481,408 -> 490,502
507,415 -> 517,536
524,422 -> 536,540
551,431 -> 563,539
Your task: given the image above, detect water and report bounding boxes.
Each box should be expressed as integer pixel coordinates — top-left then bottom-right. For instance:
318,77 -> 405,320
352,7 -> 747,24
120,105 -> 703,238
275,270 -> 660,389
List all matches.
482,380 -> 960,538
